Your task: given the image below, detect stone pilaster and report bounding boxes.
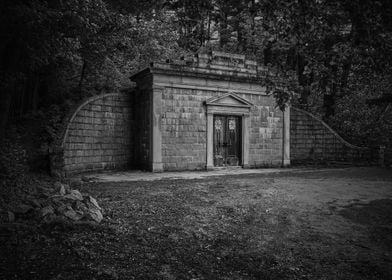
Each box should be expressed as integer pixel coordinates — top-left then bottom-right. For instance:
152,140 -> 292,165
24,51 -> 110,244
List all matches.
242,114 -> 250,168
151,86 -> 163,172
206,112 -> 214,170
283,106 -> 291,166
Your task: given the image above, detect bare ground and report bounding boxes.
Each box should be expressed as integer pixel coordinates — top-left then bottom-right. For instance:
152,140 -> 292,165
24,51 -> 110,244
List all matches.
1,167 -> 392,279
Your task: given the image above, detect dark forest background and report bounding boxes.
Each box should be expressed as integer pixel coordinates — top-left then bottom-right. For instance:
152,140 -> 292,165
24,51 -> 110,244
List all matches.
1,0 -> 392,178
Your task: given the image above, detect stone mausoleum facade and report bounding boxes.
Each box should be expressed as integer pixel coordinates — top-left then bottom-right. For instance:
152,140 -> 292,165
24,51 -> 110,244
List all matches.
58,52 -> 372,175
130,52 -> 290,172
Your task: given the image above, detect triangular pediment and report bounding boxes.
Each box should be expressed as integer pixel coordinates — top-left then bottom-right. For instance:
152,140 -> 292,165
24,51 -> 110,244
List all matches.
205,92 -> 253,108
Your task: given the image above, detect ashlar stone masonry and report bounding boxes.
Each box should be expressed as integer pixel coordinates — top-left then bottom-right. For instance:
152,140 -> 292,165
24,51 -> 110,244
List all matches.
58,52 -> 372,175
130,51 -> 290,172
61,93 -> 133,174
56,52 -> 291,175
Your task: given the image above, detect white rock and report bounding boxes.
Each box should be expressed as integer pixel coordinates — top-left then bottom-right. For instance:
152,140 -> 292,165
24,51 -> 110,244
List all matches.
59,185 -> 66,196
40,206 -> 54,217
63,209 -> 83,221
64,190 -> 83,201
74,200 -> 88,212
87,196 -> 101,210
88,208 -> 103,223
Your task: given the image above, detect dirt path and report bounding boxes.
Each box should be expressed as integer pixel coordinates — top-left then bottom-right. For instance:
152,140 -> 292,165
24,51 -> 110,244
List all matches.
1,167 -> 392,279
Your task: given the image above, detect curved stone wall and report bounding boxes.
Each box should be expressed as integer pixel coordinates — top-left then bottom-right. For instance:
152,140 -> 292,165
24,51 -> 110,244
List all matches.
61,93 -> 133,174
290,107 -> 374,164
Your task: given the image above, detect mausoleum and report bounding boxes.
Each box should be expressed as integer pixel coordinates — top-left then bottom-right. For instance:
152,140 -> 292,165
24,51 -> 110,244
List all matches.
129,51 -> 290,172
56,51 -> 373,175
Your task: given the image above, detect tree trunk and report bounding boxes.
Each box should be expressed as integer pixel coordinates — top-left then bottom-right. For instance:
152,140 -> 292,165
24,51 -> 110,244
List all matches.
339,56 -> 352,97
219,4 -> 228,48
323,93 -> 335,120
199,15 -> 205,48
324,64 -> 338,119
19,84 -> 25,116
235,20 -> 244,52
0,90 -> 12,139
32,77 -> 39,114
0,39 -> 22,138
78,60 -> 87,99
207,11 -> 211,46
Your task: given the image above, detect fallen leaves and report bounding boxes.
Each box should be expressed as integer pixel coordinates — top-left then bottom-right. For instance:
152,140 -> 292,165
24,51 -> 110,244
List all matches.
1,171 -> 392,279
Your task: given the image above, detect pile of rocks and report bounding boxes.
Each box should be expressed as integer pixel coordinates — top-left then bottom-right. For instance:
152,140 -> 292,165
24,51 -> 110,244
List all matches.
3,182 -> 103,224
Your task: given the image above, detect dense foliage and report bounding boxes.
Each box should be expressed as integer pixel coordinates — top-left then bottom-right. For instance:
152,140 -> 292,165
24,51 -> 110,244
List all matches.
1,0 -> 391,173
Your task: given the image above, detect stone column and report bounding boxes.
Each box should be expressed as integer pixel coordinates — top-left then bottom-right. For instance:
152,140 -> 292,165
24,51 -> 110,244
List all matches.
206,112 -> 214,170
242,114 -> 250,168
282,106 -> 290,166
151,86 -> 163,172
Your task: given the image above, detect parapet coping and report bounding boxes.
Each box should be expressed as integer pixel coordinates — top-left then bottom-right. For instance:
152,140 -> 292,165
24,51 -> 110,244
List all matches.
59,92 -> 130,147
130,63 -> 267,84
292,107 -> 369,150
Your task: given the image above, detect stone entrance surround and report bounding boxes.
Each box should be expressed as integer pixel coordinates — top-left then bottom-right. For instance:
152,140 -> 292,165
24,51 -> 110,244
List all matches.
204,93 -> 252,169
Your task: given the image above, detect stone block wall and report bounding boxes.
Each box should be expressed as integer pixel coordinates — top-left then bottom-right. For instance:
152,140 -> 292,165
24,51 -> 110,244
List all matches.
161,87 -> 283,171
62,93 -> 133,174
244,94 -> 283,167
290,107 -> 372,164
161,88 -> 207,170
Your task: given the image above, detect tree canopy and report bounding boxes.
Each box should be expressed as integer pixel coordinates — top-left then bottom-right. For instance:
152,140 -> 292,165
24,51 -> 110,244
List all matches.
1,0 -> 391,147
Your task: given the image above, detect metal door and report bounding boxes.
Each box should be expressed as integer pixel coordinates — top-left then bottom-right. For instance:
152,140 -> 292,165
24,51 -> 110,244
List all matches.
213,115 -> 241,166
